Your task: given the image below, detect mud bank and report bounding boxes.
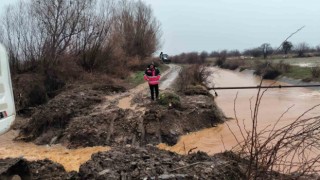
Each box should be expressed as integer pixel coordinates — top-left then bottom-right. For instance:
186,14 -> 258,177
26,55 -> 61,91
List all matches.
79,146 -> 245,180
2,147 -> 244,180
3,147 -> 312,180
16,83 -> 126,145
0,158 -> 78,180
62,92 -> 224,148
15,76 -> 224,148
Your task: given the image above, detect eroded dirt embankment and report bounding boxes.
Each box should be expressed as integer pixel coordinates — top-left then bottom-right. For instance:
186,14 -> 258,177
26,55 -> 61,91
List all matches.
26,87 -> 223,149
1,147 -> 246,180
79,146 -> 246,180
15,64 -> 224,148
1,64 -> 227,176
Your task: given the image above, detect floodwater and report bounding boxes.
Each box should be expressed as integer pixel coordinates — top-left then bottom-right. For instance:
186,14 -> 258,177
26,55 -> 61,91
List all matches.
0,130 -> 109,172
1,65 -> 320,172
0,64 -> 180,172
159,67 -> 320,155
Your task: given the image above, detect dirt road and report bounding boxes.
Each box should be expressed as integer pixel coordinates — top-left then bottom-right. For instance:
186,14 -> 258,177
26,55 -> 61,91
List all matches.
110,64 -> 181,110
159,64 -> 181,90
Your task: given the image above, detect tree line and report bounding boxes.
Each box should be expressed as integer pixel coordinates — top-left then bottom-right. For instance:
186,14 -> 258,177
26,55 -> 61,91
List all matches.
212,41 -> 320,59
0,0 -> 161,75
172,41 -> 320,64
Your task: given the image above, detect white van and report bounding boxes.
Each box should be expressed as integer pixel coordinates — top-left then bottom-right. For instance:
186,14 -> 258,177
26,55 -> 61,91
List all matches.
0,44 -> 16,135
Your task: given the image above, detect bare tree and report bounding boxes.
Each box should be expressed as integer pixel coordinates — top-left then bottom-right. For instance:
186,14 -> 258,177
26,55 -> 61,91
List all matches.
261,43 -> 272,59
73,0 -> 116,71
282,41 -> 293,55
0,0 -> 94,70
0,0 -> 162,74
295,42 -> 310,57
31,0 -> 94,67
200,51 -> 209,63
114,0 -> 161,59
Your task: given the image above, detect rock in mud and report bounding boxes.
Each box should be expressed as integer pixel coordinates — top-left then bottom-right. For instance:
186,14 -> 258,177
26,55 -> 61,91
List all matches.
0,158 -> 77,180
0,158 -> 31,179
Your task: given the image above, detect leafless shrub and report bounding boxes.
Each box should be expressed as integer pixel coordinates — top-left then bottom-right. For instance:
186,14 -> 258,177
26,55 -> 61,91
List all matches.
172,52 -> 202,64
254,61 -> 282,80
215,51 -> 227,67
311,66 -> 320,79
220,59 -> 244,70
295,42 -> 310,57
227,80 -> 320,179
177,64 -> 212,92
276,60 -> 291,73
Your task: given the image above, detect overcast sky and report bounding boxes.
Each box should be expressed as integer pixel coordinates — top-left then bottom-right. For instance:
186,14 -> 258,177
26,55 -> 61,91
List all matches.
1,0 -> 320,55
144,0 -> 320,55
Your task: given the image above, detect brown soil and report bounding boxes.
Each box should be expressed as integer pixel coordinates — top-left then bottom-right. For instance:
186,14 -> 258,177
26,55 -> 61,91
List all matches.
27,159 -> 79,180
0,158 -> 77,180
1,148 -> 245,179
59,92 -> 225,148
3,66 -> 231,179
16,83 -> 126,145
79,146 -> 246,180
14,70 -> 225,149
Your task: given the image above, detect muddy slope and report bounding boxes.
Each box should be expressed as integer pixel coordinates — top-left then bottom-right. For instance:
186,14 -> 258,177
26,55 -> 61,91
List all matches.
79,146 -> 245,180
17,84 -> 126,145
0,158 -> 78,180
64,93 -> 225,148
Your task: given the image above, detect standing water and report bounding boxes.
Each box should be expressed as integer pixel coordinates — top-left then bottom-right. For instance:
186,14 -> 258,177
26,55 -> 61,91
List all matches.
159,67 -> 320,155
0,129 -> 109,172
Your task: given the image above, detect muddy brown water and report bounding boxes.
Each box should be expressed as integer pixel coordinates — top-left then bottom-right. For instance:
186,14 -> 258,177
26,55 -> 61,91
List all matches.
159,67 -> 320,156
0,130 -> 109,172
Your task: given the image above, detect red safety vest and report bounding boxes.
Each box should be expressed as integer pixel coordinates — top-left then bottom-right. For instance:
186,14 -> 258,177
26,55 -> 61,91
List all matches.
144,68 -> 160,85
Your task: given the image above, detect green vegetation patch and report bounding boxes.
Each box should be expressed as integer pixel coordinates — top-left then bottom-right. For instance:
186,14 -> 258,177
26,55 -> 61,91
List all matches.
128,64 -> 169,86
283,66 -> 311,80
128,71 -> 145,86
158,92 -> 181,108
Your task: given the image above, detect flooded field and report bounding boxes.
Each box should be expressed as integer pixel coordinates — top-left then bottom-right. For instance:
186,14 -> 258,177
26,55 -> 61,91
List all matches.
159,67 -> 320,155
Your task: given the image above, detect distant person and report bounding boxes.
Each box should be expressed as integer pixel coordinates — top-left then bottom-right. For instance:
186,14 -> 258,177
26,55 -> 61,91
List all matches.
144,64 -> 161,101
159,52 -> 163,61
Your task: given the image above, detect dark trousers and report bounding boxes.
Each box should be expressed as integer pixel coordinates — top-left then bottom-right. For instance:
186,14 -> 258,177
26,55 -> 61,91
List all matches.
149,84 -> 159,100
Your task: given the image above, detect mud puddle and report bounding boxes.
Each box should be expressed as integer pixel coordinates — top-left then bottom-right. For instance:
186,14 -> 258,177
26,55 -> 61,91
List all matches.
0,130 -> 109,172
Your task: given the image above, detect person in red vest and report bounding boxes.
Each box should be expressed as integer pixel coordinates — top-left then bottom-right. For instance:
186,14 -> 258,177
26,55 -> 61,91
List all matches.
144,64 -> 161,101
